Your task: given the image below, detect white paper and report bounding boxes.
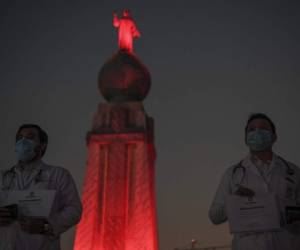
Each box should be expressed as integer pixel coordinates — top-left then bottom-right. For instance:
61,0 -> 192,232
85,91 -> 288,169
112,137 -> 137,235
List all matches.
226,194 -> 281,233
0,190 -> 56,218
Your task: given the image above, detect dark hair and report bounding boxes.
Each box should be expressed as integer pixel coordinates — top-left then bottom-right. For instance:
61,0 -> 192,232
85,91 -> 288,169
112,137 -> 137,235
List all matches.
16,124 -> 48,156
245,113 -> 276,134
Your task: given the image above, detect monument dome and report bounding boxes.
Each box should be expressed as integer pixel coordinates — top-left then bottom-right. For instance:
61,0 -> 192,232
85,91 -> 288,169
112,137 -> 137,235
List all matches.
98,50 -> 151,102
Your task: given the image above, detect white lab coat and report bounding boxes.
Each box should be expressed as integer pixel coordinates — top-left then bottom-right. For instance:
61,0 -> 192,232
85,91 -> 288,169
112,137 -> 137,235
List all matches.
209,154 -> 300,250
0,160 -> 82,250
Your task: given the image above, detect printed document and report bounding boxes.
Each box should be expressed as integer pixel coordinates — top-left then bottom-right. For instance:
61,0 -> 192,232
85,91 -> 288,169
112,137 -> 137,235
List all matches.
226,194 -> 281,233
0,190 -> 56,218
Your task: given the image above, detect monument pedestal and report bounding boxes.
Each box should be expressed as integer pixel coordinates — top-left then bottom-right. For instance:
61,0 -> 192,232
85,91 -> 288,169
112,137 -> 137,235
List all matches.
74,101 -> 158,250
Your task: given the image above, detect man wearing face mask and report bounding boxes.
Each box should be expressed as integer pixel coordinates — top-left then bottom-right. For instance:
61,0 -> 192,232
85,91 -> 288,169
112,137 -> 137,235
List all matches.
208,113 -> 300,250
0,124 -> 82,250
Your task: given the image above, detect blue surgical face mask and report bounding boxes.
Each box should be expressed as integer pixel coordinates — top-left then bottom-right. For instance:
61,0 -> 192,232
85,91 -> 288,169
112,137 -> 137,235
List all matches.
15,138 -> 38,162
246,129 -> 274,152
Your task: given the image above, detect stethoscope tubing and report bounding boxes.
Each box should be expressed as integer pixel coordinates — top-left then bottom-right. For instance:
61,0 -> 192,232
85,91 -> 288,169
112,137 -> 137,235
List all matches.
232,156 -> 294,187
1,167 -> 44,190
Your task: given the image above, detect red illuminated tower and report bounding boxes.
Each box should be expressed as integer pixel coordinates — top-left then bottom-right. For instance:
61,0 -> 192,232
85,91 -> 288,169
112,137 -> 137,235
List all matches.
73,11 -> 158,250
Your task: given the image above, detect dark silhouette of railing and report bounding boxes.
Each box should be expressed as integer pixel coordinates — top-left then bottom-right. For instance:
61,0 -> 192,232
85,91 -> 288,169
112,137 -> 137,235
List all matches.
174,245 -> 231,250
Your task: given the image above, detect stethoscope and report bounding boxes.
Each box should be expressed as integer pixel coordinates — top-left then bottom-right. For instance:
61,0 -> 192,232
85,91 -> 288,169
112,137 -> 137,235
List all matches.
1,166 -> 45,191
232,155 -> 295,187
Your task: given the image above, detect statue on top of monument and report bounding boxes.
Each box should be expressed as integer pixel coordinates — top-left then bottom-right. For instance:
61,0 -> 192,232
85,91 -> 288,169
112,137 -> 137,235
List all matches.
113,9 -> 141,53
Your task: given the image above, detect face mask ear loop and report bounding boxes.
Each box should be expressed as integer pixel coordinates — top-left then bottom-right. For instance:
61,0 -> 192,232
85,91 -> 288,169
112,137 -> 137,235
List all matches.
35,143 -> 43,158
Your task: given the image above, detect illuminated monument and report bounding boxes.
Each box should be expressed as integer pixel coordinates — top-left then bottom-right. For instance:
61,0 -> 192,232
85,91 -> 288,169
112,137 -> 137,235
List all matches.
113,9 -> 141,53
73,10 -> 158,250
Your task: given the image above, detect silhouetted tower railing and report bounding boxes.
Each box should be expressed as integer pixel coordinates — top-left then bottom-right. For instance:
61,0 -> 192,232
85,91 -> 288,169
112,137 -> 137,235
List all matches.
174,245 -> 231,250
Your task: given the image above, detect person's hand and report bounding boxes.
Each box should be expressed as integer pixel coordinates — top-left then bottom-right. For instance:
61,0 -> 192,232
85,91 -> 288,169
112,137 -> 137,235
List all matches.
0,207 -> 15,227
286,206 -> 300,225
133,30 -> 141,38
19,217 -> 48,234
234,185 -> 255,197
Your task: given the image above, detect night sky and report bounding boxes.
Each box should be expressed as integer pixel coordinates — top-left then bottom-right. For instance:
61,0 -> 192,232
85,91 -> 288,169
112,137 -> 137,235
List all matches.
1,1 -> 300,249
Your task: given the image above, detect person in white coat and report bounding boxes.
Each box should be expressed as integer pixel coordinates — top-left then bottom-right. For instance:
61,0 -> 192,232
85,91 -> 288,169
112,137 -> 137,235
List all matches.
0,124 -> 82,250
209,113 -> 300,250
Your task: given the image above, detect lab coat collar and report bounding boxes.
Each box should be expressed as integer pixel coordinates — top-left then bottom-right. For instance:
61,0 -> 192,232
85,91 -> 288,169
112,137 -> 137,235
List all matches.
15,159 -> 43,172
14,159 -> 45,189
242,153 -> 280,177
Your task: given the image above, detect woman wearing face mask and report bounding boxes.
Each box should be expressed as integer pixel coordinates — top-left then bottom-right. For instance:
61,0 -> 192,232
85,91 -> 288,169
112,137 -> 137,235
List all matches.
0,124 -> 82,250
208,113 -> 300,250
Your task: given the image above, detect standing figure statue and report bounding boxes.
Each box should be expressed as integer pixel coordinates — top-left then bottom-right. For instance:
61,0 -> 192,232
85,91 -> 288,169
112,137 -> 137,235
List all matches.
113,9 -> 141,53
